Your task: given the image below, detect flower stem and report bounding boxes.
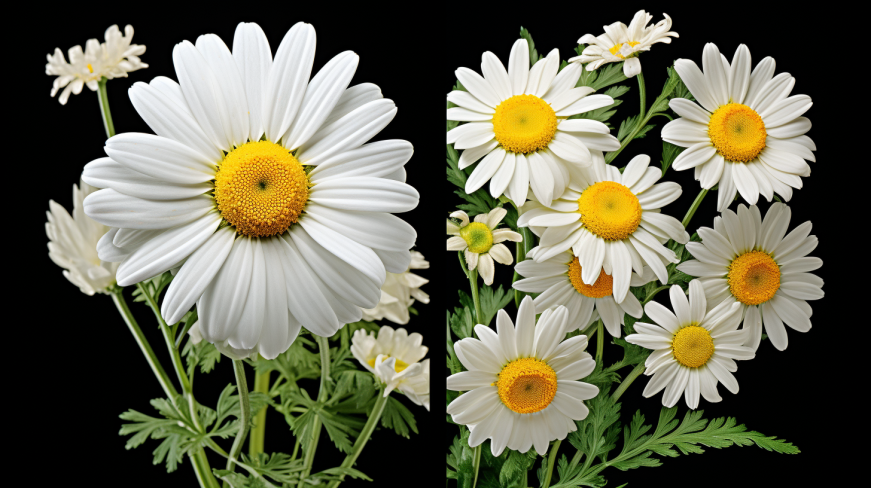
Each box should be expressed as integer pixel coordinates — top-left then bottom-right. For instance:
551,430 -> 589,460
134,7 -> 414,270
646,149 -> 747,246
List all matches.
472,444 -> 482,488
611,362 -> 646,402
226,360 -> 251,476
642,285 -> 670,305
681,188 -> 709,229
605,71 -> 655,165
298,336 -> 331,487
325,392 -> 390,488
637,71 -> 647,121
543,439 -> 561,487
458,251 -> 484,325
97,77 -> 115,138
595,320 -> 604,363
248,362 -> 270,458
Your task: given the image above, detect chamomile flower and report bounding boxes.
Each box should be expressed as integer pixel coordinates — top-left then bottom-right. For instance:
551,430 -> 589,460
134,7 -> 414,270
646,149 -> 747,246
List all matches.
46,181 -> 118,295
82,22 -> 419,360
626,281 -> 756,409
677,203 -> 822,351
351,326 -> 430,410
519,153 -> 688,303
662,43 -> 815,211
570,10 -> 678,78
362,251 -> 429,325
447,208 -> 522,285
46,25 -> 148,105
447,39 -> 619,206
447,296 -> 598,456
514,253 -> 657,336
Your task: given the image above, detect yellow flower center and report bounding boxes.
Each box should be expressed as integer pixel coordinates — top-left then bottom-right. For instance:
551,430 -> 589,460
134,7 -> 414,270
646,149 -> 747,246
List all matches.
672,325 -> 714,368
214,141 -> 309,237
86,63 -> 94,73
492,94 -> 558,154
568,258 -> 613,298
727,250 -> 780,305
609,41 -> 641,59
708,103 -> 767,163
459,222 -> 494,254
368,356 -> 409,372
496,357 -> 557,414
578,181 -> 642,241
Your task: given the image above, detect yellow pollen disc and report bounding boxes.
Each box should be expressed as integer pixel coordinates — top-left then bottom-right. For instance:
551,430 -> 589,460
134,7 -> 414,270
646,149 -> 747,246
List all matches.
708,103 -> 767,162
568,258 -> 613,298
727,250 -> 781,305
214,141 -> 310,237
368,356 -> 409,372
496,357 -> 557,414
459,222 -> 494,253
86,63 -> 94,73
609,41 -> 640,59
492,94 -> 558,154
672,325 -> 714,368
578,181 -> 642,241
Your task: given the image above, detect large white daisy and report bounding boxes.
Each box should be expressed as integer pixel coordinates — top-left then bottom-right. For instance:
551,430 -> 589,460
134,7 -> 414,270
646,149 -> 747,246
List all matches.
514,253 -> 656,337
82,22 -> 419,360
447,39 -> 619,206
518,153 -> 688,303
570,10 -> 678,78
677,203 -> 822,351
446,296 -> 598,456
662,43 -> 815,211
626,281 -> 756,409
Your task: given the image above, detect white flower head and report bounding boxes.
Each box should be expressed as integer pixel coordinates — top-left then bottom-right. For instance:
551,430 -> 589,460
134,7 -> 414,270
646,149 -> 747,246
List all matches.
351,326 -> 429,410
447,296 -> 599,456
677,203 -> 822,351
626,281 -> 756,409
362,251 -> 430,325
46,25 -> 148,104
570,10 -> 678,77
447,208 -> 522,285
447,39 -> 620,207
662,43 -> 815,211
82,22 -> 419,360
46,180 -> 118,295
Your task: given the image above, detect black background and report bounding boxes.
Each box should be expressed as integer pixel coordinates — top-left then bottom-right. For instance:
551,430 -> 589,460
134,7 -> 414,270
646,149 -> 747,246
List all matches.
445,4 -> 861,487
16,7 -> 443,488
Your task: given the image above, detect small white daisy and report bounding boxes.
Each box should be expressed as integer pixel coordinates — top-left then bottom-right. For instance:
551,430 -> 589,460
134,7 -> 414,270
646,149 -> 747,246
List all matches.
570,10 -> 678,78
46,25 -> 148,105
447,296 -> 598,456
519,153 -> 688,303
362,251 -> 430,325
677,203 -> 822,351
514,252 -> 657,336
447,39 -> 619,206
626,281 -> 756,409
662,43 -> 815,211
46,180 -> 118,295
351,326 -> 429,410
447,208 -> 522,285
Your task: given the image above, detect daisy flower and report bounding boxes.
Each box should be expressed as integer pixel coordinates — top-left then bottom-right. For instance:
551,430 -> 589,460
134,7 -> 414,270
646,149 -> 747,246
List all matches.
362,251 -> 430,325
82,22 -> 419,360
447,296 -> 598,456
46,25 -> 148,105
514,252 -> 657,336
570,10 -> 678,78
447,208 -> 521,285
351,326 -> 430,410
662,43 -> 815,211
46,180 -> 118,295
447,39 -> 619,206
518,153 -> 688,303
677,203 -> 822,351
626,281 -> 756,409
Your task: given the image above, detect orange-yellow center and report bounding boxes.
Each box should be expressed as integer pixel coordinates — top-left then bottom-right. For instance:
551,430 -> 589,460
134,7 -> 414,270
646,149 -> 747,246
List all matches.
568,257 -> 613,297
495,357 -> 557,414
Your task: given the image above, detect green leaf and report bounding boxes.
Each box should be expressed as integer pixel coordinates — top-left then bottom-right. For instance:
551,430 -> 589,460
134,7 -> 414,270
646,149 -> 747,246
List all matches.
582,62 -> 628,92
183,339 -> 222,376
242,452 -> 301,485
317,466 -> 372,482
660,141 -> 685,175
479,285 -> 514,327
334,370 -> 377,409
381,396 -> 419,438
519,27 -> 541,65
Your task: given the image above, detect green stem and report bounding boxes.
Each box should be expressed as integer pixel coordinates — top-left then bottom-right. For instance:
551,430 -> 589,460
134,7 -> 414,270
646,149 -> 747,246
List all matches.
226,360 -> 251,477
97,77 -> 115,138
637,71 -> 647,121
325,393 -> 390,488
110,289 -> 177,400
472,444 -> 482,488
542,440 -> 561,487
611,362 -> 646,402
681,189 -> 709,229
249,363 -> 270,458
642,285 -> 670,305
458,251 -> 484,325
298,336 -> 331,487
595,321 -> 604,363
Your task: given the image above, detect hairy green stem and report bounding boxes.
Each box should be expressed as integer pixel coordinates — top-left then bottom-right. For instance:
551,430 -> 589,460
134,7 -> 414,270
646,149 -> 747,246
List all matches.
637,71 -> 647,121
298,336 -> 331,487
325,392 -> 389,488
249,363 -> 270,458
611,362 -> 646,402
458,251 -> 484,325
97,77 -> 115,138
595,321 -> 604,363
542,440 -> 561,487
225,360 -> 251,479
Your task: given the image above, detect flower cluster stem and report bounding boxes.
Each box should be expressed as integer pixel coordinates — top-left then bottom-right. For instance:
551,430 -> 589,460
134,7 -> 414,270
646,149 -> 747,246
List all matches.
248,363 -> 270,458
611,362 -> 646,402
325,392 -> 389,488
97,77 -> 116,138
543,439 -> 561,487
225,360 -> 251,479
298,336 -> 331,487
682,188 -> 709,229
458,251 -> 484,325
